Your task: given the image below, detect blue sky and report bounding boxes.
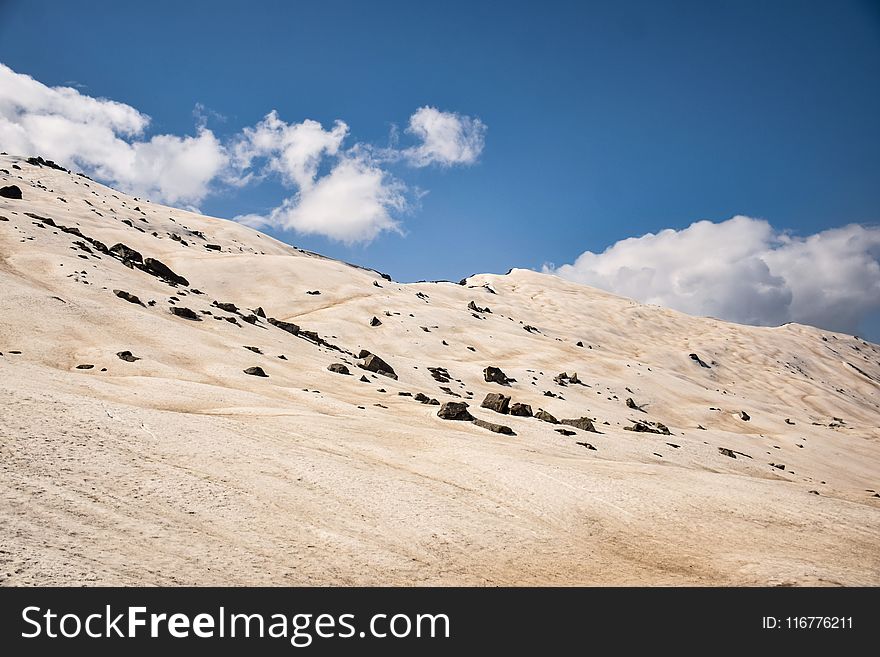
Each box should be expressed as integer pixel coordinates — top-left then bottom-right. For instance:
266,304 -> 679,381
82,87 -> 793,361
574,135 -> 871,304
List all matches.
1,0 -> 879,337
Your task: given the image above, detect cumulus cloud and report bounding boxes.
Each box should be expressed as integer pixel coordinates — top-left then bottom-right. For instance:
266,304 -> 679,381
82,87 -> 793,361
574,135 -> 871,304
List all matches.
403,106 -> 486,167
0,63 -> 485,243
545,216 -> 880,334
0,63 -> 227,204
231,113 -> 407,244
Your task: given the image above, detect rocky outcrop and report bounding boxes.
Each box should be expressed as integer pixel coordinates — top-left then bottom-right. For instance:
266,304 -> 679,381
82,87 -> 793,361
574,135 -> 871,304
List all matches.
109,243 -> 143,265
113,289 -> 145,306
0,185 -> 22,199
535,409 -> 558,424
268,318 -> 300,335
243,366 -> 268,377
509,403 -> 533,417
480,393 -> 510,414
467,300 -> 491,313
359,353 -> 397,380
437,402 -> 474,421
328,363 -> 351,375
144,258 -> 189,286
561,417 -> 598,432
169,306 -> 201,321
116,351 -> 140,362
624,420 -> 671,435
483,366 -> 512,385
472,418 -> 515,435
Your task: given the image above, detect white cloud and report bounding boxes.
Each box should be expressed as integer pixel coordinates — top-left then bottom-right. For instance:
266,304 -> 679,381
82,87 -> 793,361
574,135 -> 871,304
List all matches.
0,63 -> 486,243
545,216 -> 880,335
252,156 -> 405,244
232,113 -> 407,244
0,63 -> 227,204
231,111 -> 348,189
403,106 -> 486,167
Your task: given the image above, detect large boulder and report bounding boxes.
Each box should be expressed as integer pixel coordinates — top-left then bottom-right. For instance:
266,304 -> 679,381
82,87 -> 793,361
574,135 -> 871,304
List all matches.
109,243 -> 143,265
169,306 -> 201,321
268,318 -> 300,335
480,393 -> 511,414
437,402 -> 474,421
360,353 -> 397,380
143,258 -> 189,286
243,366 -> 268,377
509,402 -> 533,417
472,418 -> 515,435
0,185 -> 22,199
483,366 -> 512,385
535,409 -> 558,424
561,417 -> 598,433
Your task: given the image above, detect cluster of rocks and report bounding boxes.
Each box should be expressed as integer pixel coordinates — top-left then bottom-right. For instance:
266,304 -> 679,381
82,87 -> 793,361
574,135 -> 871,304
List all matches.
553,371 -> 581,386
624,419 -> 671,435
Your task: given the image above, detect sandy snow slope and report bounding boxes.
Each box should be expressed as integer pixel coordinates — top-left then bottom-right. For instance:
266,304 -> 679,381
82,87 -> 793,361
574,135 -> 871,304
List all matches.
1,154 -> 878,586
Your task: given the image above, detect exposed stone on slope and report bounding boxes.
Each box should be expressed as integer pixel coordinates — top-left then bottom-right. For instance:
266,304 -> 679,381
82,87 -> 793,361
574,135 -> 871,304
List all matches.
113,289 -> 145,306
328,363 -> 351,375
268,318 -> 300,335
480,393 -> 511,414
169,306 -> 201,321
483,366 -> 512,385
509,402 -> 533,417
144,258 -> 189,286
437,402 -> 474,421
116,351 -> 140,362
689,353 -> 711,368
472,418 -> 515,435
243,366 -> 268,377
0,185 -> 22,199
535,409 -> 558,424
359,353 -> 397,380
561,417 -> 598,432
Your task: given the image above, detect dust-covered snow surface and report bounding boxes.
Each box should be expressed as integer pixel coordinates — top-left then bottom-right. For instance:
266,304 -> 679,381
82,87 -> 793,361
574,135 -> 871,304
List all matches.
1,154 -> 878,585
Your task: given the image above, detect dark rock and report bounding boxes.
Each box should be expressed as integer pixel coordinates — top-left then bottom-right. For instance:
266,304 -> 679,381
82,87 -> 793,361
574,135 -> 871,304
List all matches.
555,428 -> 576,436
576,441 -> 597,450
689,353 -> 711,368
306,290 -> 321,295
214,302 -> 239,313
523,325 -> 539,334
770,463 -> 785,470
561,417 -> 598,432
625,397 -> 645,412
437,402 -> 474,421
357,349 -> 372,359
109,243 -> 143,264
278,355 -> 287,360
242,314 -> 258,325
360,353 -> 397,379
113,289 -> 145,306
116,351 -> 140,362
480,393 -> 511,414
785,418 -> 795,425
205,244 -> 221,251
439,386 -> 461,397
268,318 -> 300,335
740,410 -> 751,421
398,392 -> 412,397
576,341 -> 584,347
76,364 -> 94,370
169,306 -> 201,321
509,402 -> 533,417
414,392 -> 433,404
143,257 -> 188,286
244,346 -> 263,354
243,366 -> 268,377
428,366 -> 451,383
483,366 -> 512,385
369,316 -> 382,326
0,185 -> 22,199
535,409 -> 558,424
359,375 -> 370,382
624,420 -> 670,435
718,447 -> 737,459
467,300 -> 491,313
252,306 -> 265,318
328,363 -> 351,375
472,418 -> 515,435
